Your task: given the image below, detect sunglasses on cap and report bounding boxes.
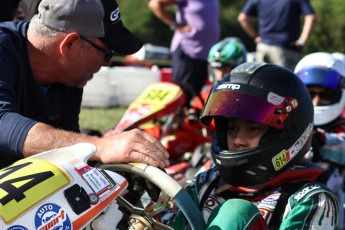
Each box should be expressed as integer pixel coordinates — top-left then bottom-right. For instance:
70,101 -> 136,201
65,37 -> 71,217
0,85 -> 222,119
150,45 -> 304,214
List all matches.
80,36 -> 116,62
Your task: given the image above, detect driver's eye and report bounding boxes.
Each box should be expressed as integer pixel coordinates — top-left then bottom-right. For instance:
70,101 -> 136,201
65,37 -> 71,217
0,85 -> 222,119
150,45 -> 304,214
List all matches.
228,124 -> 238,132
309,89 -> 337,101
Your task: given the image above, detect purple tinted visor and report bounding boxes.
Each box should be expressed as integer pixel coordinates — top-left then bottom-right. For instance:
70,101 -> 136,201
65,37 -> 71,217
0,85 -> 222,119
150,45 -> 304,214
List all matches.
200,90 -> 297,129
296,67 -> 341,90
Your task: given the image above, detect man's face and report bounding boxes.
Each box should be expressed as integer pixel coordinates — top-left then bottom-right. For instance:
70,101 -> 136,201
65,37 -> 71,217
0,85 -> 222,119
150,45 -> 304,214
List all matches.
307,86 -> 336,106
212,66 -> 233,83
227,118 -> 269,151
61,36 -> 113,88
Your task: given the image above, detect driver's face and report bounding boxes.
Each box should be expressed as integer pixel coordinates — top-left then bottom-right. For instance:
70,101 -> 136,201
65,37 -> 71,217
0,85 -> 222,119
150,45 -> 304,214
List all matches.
213,66 -> 233,83
227,119 -> 269,151
307,86 -> 335,106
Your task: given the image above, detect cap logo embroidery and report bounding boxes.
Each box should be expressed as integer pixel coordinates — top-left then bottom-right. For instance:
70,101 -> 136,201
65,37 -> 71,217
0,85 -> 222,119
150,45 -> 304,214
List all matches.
110,7 -> 120,22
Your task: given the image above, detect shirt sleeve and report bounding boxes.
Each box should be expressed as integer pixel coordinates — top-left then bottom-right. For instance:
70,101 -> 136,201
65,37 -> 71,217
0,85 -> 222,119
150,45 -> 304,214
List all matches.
300,0 -> 316,16
241,0 -> 258,16
0,29 -> 37,157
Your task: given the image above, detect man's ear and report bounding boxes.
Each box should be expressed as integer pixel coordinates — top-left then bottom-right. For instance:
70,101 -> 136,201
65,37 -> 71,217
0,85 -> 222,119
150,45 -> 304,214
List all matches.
59,33 -> 80,56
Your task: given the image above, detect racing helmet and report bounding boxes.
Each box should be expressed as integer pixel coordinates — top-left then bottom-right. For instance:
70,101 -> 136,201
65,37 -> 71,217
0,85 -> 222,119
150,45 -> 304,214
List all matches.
200,62 -> 314,186
294,52 -> 345,126
0,143 -> 127,229
208,37 -> 247,83
332,52 -> 345,65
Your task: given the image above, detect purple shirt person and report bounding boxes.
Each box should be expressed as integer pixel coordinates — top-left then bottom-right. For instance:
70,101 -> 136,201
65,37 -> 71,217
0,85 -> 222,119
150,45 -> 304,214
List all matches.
149,0 -> 220,105
171,0 -> 220,59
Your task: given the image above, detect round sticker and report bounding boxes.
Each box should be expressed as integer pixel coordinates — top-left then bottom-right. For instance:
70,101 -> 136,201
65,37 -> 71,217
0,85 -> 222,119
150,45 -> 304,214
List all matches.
34,203 -> 72,230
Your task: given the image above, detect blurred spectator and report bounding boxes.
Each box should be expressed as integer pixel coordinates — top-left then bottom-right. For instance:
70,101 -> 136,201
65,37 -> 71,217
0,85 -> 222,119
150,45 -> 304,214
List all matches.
17,0 -> 41,20
238,0 -> 317,70
148,0 -> 220,106
0,0 -> 21,22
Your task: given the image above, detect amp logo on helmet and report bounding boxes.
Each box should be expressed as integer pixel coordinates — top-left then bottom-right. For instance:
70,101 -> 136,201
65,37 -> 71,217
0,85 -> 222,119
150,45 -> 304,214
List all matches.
34,203 -> 71,230
217,84 -> 240,90
110,7 -> 120,22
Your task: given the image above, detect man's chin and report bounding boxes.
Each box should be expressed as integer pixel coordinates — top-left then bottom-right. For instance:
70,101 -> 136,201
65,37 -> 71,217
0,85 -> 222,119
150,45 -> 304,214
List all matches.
76,81 -> 88,88
78,75 -> 94,88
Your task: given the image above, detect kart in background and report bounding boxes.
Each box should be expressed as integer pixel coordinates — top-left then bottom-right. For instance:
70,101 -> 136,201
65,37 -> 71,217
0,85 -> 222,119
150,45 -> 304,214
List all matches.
109,82 -> 213,184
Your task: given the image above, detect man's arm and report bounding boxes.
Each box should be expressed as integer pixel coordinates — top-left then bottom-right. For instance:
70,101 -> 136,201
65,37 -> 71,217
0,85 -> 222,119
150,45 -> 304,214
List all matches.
23,122 -> 170,168
148,0 -> 176,29
295,14 -> 317,47
237,12 -> 261,44
148,0 -> 192,33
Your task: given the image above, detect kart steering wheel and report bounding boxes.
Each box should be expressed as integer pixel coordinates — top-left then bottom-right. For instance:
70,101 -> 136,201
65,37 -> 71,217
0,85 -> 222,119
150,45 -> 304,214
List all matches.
98,163 -> 205,230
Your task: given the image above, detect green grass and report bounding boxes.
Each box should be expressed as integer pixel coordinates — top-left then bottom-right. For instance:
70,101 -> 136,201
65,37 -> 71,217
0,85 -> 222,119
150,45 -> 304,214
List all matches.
79,107 -> 127,134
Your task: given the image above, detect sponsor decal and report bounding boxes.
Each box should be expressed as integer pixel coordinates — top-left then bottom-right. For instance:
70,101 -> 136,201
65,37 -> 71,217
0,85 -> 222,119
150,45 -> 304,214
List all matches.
272,123 -> 313,171
259,207 -> 273,223
75,164 -> 118,199
294,184 -> 321,201
267,92 -> 284,105
34,203 -> 71,230
82,168 -> 110,195
260,193 -> 280,207
216,84 -> 240,90
203,195 -> 219,219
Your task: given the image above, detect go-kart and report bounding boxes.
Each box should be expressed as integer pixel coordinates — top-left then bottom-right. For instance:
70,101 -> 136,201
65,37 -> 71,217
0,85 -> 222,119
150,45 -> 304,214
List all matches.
109,81 -> 213,183
0,143 -> 205,230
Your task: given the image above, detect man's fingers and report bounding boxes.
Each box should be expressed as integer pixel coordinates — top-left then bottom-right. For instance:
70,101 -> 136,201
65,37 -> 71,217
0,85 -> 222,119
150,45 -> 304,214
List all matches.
100,129 -> 170,168
143,132 -> 169,159
131,149 -> 169,168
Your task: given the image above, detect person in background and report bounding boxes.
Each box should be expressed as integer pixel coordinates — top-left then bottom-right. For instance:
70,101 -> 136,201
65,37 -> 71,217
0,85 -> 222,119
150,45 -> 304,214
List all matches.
148,0 -> 220,106
159,62 -> 338,229
237,0 -> 317,71
183,37 -> 248,176
295,52 -> 345,228
332,52 -> 345,118
208,37 -> 247,85
191,37 -> 247,110
17,0 -> 41,20
0,0 -> 21,22
0,0 -> 169,169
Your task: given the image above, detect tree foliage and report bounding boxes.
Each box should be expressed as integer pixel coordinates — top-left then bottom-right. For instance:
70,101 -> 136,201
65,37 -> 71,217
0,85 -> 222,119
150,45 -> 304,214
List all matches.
118,0 -> 345,55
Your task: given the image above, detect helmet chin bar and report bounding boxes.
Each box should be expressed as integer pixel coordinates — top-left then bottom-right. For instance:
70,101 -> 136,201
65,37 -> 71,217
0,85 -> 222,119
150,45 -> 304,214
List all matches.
314,90 -> 345,126
212,123 -> 313,187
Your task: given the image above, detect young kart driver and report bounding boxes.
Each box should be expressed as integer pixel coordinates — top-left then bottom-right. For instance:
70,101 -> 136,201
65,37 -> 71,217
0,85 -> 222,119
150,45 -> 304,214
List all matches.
160,62 -> 339,229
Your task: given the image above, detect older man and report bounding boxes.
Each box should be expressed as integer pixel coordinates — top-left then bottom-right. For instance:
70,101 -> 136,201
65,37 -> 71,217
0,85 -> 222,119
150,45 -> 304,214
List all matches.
0,0 -> 169,168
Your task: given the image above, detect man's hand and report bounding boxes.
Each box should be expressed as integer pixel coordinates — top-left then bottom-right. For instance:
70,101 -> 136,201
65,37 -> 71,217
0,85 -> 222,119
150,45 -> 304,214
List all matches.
175,24 -> 192,33
24,123 -> 170,169
95,129 -> 170,168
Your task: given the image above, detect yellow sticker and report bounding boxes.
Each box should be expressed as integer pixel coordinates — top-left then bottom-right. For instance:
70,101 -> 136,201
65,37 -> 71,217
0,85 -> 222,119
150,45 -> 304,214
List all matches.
272,150 -> 288,171
0,158 -> 70,223
131,82 -> 181,108
114,82 -> 183,132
